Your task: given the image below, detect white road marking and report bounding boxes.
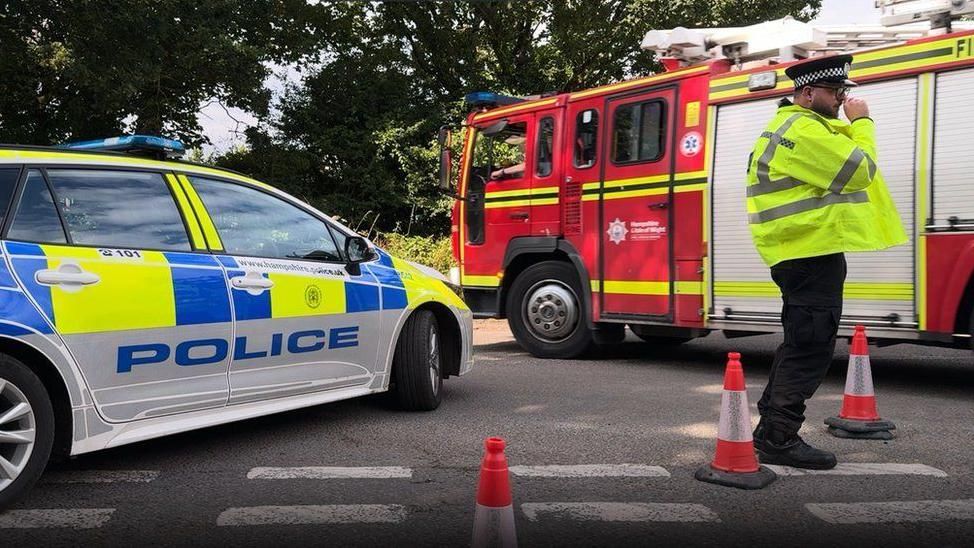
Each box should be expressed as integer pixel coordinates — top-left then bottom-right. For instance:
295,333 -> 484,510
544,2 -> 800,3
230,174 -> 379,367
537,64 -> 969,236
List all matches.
509,464 -> 670,478
217,504 -> 408,526
42,470 -> 160,483
246,466 -> 413,480
807,499 -> 974,524
521,502 -> 720,523
766,463 -> 947,477
0,509 -> 115,529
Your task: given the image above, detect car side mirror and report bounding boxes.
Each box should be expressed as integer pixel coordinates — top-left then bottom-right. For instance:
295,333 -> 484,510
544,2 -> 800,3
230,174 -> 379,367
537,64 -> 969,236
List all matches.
345,236 -> 377,264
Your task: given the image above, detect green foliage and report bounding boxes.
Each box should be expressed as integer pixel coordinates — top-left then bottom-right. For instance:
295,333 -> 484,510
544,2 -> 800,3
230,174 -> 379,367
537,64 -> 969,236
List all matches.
0,0 -> 822,236
375,233 -> 456,275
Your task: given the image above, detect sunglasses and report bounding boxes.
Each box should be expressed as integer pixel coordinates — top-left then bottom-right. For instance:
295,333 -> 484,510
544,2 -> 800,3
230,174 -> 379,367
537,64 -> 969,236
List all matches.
808,85 -> 849,100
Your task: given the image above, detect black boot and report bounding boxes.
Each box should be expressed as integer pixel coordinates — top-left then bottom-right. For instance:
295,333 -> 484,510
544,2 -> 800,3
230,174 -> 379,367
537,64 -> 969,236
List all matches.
756,435 -> 837,470
752,421 -> 768,453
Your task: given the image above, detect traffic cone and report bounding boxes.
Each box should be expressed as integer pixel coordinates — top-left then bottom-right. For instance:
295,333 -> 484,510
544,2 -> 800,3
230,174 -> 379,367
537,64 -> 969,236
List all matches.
825,325 -> 895,440
471,437 -> 517,548
695,352 -> 776,489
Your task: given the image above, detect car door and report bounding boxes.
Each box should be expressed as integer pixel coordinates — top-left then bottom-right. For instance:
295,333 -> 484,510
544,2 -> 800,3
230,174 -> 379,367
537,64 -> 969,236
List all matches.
3,167 -> 233,422
181,174 -> 381,404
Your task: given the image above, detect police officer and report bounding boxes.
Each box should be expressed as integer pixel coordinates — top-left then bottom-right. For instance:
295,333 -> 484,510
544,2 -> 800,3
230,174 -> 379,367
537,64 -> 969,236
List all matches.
745,54 -> 907,469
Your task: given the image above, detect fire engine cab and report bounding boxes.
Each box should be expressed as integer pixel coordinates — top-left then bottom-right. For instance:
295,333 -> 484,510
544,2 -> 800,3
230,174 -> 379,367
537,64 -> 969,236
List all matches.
441,2 -> 974,358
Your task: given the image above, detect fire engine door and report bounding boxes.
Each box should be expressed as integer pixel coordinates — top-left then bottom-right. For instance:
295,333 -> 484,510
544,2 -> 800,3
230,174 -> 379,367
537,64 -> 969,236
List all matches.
599,87 -> 676,320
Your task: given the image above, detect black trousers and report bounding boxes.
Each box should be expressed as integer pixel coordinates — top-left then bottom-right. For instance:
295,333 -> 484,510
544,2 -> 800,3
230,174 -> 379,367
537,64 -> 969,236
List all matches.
757,253 -> 846,442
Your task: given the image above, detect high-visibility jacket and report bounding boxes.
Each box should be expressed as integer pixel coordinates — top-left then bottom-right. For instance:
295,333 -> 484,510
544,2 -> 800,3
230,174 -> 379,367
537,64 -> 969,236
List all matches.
746,101 -> 907,267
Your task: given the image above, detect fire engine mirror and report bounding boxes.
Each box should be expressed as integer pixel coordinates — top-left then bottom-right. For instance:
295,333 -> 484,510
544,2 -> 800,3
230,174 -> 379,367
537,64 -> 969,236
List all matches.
438,126 -> 453,191
748,71 -> 778,92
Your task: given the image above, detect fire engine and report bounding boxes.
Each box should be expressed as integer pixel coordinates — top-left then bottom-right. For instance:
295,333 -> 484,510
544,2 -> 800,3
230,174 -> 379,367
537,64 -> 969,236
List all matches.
439,2 -> 974,358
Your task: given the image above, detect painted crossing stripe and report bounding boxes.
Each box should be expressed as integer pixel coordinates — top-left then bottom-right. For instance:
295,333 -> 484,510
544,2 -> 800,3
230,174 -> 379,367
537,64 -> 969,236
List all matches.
509,464 -> 670,478
807,499 -> 974,524
247,466 -> 413,480
521,502 -> 719,523
766,463 -> 947,477
42,470 -> 160,484
0,509 -> 115,529
216,504 -> 408,526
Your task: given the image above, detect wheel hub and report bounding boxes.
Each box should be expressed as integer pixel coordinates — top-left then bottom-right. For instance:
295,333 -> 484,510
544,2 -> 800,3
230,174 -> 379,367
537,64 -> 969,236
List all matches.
0,377 -> 36,492
523,280 -> 579,342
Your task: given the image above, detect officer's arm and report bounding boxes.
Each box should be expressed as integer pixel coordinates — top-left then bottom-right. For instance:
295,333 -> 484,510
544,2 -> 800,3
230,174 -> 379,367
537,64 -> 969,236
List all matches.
788,117 -> 878,194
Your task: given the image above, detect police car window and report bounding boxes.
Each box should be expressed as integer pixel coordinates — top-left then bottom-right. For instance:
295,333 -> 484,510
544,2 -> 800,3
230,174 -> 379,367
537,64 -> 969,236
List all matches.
190,177 -> 341,262
45,170 -> 191,251
612,100 -> 665,164
0,168 -> 20,228
7,170 -> 68,244
574,109 -> 598,168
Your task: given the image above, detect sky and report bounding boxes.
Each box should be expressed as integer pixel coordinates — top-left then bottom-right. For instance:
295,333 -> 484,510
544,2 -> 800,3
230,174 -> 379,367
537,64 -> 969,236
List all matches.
196,0 -> 883,154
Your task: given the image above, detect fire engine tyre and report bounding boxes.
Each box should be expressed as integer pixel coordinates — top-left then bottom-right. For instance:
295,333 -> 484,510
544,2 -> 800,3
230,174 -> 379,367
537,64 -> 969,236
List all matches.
0,354 -> 55,509
629,325 -> 694,346
507,261 -> 592,359
393,310 -> 442,411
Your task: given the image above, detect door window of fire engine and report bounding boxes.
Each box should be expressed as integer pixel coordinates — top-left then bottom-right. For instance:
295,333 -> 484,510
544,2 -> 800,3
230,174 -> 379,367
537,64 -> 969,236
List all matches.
612,100 -> 665,164
470,122 -> 528,185
574,109 -> 599,169
537,117 -> 554,177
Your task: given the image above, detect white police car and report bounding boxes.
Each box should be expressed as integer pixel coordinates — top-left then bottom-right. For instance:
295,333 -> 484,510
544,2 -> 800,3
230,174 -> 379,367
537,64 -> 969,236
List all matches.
0,136 -> 473,507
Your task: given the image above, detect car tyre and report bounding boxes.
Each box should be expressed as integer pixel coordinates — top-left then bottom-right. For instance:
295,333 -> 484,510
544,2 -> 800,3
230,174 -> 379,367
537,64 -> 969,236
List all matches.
393,310 -> 442,411
0,354 -> 55,509
507,261 -> 592,358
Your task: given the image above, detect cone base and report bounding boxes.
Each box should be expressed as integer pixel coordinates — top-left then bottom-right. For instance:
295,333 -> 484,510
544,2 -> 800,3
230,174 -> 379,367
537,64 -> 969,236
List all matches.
825,416 -> 896,434
827,425 -> 894,440
694,464 -> 777,490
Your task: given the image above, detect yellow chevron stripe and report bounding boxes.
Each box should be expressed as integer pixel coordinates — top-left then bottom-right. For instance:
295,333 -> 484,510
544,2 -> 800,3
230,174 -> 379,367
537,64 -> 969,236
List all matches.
472,98 -> 558,121
177,174 -> 224,251
590,280 -> 704,295
165,173 -> 206,250
463,274 -> 501,287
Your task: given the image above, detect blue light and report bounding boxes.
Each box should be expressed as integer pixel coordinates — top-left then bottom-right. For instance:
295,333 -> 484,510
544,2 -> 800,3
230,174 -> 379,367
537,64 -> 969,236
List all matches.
464,92 -> 524,109
58,135 -> 186,158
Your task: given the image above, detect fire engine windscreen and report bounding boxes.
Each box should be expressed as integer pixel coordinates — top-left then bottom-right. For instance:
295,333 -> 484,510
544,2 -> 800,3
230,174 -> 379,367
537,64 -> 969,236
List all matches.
472,122 -> 527,182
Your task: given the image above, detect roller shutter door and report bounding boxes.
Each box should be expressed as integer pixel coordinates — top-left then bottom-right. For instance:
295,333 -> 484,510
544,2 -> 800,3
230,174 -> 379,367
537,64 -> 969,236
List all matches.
932,68 -> 974,226
711,78 -> 917,325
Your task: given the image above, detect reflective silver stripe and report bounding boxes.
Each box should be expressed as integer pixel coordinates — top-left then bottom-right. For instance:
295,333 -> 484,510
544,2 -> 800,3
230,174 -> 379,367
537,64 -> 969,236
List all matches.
746,176 -> 805,197
829,147 -> 876,193
748,191 -> 869,224
755,114 -> 804,186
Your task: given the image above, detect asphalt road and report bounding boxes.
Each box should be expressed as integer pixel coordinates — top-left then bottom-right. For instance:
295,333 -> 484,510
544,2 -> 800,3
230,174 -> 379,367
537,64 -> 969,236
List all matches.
5,320 -> 973,547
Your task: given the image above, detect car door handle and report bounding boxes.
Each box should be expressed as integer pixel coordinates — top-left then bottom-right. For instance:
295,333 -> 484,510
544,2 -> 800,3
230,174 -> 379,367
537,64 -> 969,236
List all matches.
648,201 -> 668,210
509,211 -> 529,220
230,272 -> 274,294
35,264 -> 100,289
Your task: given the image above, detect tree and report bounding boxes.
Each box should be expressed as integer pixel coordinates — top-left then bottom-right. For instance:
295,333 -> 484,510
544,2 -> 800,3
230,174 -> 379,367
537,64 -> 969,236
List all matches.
0,0 -> 343,146
225,0 -> 821,236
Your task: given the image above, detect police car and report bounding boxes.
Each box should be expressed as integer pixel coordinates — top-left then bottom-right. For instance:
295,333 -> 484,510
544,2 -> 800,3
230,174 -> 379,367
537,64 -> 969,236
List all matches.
0,135 -> 473,507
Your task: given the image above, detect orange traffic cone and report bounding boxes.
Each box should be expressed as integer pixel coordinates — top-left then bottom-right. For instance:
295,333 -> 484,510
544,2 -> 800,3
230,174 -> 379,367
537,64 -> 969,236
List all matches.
695,352 -> 776,489
471,437 -> 517,548
825,325 -> 895,440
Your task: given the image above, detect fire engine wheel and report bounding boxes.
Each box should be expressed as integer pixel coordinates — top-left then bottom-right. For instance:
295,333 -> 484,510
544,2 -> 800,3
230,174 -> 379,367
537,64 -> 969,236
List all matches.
0,354 -> 54,509
507,261 -> 592,359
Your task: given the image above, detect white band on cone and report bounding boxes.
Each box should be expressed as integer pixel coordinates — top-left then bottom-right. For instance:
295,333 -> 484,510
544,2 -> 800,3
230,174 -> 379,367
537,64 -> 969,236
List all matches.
843,355 -> 875,396
471,504 -> 518,548
717,390 -> 752,442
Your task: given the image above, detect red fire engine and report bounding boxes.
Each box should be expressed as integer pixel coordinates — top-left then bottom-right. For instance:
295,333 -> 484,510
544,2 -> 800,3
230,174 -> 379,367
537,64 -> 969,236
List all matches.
440,12 -> 974,358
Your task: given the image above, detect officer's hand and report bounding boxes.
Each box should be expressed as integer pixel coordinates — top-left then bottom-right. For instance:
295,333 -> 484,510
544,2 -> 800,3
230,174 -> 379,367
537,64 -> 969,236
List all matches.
844,97 -> 870,121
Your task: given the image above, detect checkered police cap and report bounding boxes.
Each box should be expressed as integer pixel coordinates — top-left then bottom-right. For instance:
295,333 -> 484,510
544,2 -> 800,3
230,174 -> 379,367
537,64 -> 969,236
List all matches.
785,54 -> 857,89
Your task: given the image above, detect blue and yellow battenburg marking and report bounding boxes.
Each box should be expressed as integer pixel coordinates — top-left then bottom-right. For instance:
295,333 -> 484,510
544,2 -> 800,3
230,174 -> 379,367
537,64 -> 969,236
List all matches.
0,242 -> 443,335
0,245 -> 55,336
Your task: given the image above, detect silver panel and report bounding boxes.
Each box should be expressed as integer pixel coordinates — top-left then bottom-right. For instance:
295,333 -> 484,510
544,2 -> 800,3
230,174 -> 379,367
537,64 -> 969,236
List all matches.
932,68 -> 974,224
711,79 -> 918,321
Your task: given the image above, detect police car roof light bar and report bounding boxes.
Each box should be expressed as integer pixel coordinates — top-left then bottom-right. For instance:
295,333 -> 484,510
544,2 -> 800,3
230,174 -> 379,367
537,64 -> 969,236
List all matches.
464,92 -> 525,110
58,135 -> 186,160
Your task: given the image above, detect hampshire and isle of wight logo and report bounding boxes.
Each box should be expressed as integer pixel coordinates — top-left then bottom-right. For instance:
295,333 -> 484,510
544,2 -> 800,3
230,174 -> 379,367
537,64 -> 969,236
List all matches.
305,284 -> 322,308
607,218 -> 628,245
